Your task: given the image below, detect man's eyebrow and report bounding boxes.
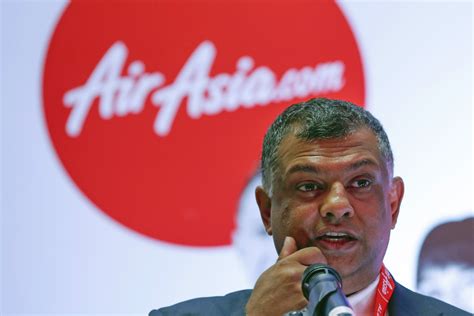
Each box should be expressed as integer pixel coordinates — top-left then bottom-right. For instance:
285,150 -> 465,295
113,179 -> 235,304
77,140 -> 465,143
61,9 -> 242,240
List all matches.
286,159 -> 378,176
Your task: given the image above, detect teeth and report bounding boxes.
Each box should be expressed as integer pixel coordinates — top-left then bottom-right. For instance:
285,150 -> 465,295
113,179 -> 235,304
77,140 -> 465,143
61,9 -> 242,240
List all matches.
324,232 -> 348,237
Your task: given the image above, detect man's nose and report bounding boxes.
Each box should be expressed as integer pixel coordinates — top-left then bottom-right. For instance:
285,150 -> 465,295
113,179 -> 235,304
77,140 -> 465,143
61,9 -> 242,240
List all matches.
319,182 -> 354,222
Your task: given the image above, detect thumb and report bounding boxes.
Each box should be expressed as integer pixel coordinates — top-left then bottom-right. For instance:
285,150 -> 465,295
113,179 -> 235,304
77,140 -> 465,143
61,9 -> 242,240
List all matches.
278,236 -> 298,260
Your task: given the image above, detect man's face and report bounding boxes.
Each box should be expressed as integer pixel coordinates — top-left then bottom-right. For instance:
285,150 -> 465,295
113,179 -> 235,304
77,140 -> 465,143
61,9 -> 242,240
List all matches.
258,128 -> 404,294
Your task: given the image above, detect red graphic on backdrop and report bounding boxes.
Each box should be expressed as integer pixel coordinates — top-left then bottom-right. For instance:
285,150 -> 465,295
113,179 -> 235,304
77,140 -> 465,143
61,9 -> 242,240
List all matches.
43,1 -> 365,246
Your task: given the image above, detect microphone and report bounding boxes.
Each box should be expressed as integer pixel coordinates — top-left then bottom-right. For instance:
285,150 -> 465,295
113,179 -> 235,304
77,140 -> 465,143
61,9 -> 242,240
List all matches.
302,264 -> 354,316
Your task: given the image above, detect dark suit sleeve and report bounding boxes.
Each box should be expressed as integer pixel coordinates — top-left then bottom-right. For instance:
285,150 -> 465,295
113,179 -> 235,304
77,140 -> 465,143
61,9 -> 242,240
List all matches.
149,290 -> 252,316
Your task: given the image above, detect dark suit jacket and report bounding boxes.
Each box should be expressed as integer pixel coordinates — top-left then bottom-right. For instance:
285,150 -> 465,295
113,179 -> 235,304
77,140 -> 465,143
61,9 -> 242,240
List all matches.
150,282 -> 470,315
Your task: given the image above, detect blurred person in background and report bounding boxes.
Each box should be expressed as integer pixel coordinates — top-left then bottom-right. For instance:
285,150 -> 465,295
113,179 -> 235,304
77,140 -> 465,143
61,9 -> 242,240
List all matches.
417,217 -> 474,313
232,172 -> 277,284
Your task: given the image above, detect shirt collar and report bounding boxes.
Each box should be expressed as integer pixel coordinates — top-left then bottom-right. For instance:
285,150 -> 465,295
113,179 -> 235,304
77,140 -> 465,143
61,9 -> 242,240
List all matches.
347,276 -> 380,316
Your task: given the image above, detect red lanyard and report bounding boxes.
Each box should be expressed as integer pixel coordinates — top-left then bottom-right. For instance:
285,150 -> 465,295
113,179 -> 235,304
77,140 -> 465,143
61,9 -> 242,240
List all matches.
373,264 -> 395,316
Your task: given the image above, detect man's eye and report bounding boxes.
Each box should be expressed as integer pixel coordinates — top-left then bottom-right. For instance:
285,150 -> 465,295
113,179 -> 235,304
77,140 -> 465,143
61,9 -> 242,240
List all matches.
351,179 -> 372,188
297,183 -> 319,192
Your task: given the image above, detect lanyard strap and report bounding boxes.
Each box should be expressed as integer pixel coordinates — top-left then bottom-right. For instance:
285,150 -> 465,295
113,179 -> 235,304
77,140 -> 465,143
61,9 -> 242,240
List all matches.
374,264 -> 395,316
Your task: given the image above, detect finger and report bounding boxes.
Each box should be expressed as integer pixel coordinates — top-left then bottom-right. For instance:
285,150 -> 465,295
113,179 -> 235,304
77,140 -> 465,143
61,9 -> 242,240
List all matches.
278,236 -> 298,260
292,246 -> 328,266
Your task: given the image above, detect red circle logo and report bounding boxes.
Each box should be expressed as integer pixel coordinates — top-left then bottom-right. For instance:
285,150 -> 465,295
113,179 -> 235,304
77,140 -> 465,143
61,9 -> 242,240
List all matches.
43,1 -> 365,246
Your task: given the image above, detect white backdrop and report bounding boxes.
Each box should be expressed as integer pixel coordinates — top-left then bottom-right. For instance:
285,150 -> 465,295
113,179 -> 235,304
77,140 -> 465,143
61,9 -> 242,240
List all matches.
1,1 -> 472,315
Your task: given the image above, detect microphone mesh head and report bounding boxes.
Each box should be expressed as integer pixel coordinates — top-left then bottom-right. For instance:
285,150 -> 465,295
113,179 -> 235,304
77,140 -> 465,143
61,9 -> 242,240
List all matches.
302,264 -> 342,299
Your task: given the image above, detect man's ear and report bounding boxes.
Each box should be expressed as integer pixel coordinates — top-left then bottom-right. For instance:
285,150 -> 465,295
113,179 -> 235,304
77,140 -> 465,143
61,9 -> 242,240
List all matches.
255,186 -> 272,235
389,176 -> 404,229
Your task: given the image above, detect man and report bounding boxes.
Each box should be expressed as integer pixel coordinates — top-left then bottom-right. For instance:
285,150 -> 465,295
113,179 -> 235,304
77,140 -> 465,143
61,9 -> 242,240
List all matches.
151,98 -> 469,315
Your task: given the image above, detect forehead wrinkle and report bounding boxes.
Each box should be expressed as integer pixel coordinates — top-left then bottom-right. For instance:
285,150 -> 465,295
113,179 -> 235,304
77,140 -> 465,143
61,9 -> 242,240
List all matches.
286,164 -> 321,176
344,158 -> 380,173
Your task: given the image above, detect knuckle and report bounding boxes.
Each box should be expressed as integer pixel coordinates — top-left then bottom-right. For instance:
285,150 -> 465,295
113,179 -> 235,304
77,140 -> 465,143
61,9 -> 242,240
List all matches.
285,266 -> 304,281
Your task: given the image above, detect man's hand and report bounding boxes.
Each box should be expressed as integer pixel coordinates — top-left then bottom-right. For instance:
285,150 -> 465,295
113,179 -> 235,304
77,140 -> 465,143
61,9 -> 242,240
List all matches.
245,236 -> 327,316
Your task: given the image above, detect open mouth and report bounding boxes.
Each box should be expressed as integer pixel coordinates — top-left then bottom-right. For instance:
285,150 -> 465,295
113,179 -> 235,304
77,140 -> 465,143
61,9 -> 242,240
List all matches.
315,232 -> 358,250
316,232 -> 357,242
